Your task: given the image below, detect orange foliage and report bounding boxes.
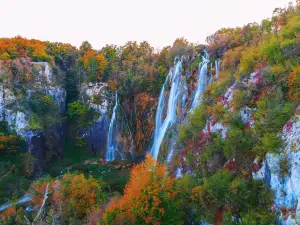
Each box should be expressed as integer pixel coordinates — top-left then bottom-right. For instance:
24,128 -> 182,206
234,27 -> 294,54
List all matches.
102,155 -> 182,225
108,80 -> 117,92
1,206 -> 16,220
30,173 -> 105,221
0,135 -> 19,154
0,36 -> 51,61
134,93 -> 156,155
288,65 -> 300,100
81,49 -> 107,81
55,173 -> 103,219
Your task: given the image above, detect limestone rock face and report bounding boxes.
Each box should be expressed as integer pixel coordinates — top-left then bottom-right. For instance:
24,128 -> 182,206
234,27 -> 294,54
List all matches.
80,82 -> 110,156
0,59 -> 66,173
79,82 -> 135,159
254,115 -> 300,224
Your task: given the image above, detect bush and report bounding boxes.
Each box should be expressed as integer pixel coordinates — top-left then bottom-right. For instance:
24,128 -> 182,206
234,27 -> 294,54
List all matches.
239,47 -> 260,77
254,97 -> 292,135
67,101 -> 89,118
224,128 -> 253,159
210,103 -> 226,122
232,89 -> 248,111
204,171 -> 233,208
253,133 -> 282,157
178,104 -> 208,144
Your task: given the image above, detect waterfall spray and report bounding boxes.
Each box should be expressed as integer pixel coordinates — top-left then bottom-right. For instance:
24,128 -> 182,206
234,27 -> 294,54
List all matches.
215,59 -> 221,79
106,92 -> 123,161
190,52 -> 209,112
150,60 -> 182,159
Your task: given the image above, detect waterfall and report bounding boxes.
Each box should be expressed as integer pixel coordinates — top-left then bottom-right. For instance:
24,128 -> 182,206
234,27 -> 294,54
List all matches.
0,194 -> 33,212
122,107 -> 135,160
215,59 -> 221,79
190,53 -> 209,112
208,63 -> 213,85
150,60 -> 182,159
106,92 -> 123,161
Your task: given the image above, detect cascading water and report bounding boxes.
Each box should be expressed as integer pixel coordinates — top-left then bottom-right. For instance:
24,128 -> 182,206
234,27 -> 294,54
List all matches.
208,63 -> 213,84
215,59 -> 221,79
190,52 -> 209,112
150,60 -> 182,159
106,92 -> 123,161
0,195 -> 33,212
121,106 -> 135,160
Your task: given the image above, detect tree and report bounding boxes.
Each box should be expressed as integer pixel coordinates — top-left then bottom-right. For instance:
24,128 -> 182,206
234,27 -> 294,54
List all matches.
94,54 -> 108,81
102,154 -> 184,225
80,41 -> 93,56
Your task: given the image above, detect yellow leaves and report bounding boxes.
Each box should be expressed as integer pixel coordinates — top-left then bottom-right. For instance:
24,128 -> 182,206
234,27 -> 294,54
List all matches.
95,54 -> 108,73
0,52 -> 10,60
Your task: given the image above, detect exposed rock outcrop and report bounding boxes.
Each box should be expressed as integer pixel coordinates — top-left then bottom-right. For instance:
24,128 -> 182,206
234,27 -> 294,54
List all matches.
0,59 -> 66,173
254,114 -> 300,224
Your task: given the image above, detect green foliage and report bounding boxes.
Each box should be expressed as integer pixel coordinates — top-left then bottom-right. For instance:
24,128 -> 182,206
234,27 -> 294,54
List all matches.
224,128 -> 253,158
178,104 -> 208,143
239,46 -> 260,76
202,134 -> 224,162
259,37 -> 285,65
20,152 -> 36,177
208,72 -> 235,100
204,171 -> 233,208
253,133 -> 282,157
254,97 -> 292,135
192,174 -> 276,224
29,93 -> 55,114
233,89 -> 248,111
67,101 -> 89,118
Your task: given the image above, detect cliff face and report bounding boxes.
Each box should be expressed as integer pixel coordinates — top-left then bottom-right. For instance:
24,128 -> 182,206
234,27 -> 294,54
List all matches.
78,82 -> 134,159
79,82 -> 110,155
254,115 -> 300,224
0,58 -> 66,173
132,92 -> 157,156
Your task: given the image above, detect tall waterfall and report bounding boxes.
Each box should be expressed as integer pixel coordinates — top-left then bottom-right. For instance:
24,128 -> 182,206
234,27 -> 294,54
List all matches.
215,59 -> 221,79
106,92 -> 122,161
150,60 -> 182,159
190,53 -> 209,112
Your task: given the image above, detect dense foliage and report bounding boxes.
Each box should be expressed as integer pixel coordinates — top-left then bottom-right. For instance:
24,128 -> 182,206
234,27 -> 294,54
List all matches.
0,2 -> 299,225
102,155 -> 183,225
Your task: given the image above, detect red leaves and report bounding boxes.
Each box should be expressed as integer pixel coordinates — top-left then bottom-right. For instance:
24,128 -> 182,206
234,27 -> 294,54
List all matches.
284,121 -> 294,133
214,209 -> 224,225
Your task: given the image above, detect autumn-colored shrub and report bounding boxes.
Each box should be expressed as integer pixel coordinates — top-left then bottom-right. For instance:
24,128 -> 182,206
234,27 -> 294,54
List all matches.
29,173 -> 106,224
288,65 -> 300,100
57,173 -> 106,220
102,155 -> 184,225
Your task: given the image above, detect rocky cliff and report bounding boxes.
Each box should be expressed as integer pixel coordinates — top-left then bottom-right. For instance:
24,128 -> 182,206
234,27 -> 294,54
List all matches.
0,58 -> 66,173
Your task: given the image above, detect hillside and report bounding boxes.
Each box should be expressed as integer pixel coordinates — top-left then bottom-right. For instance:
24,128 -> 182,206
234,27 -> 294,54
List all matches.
0,2 -> 299,225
